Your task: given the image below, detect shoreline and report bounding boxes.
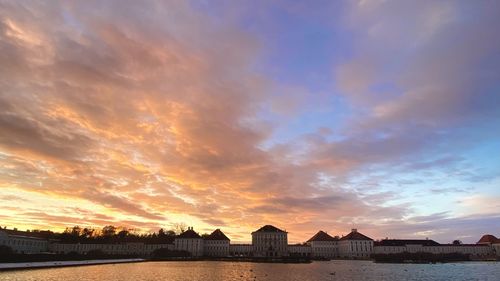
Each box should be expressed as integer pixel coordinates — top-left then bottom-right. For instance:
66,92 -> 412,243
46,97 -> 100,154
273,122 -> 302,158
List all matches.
0,258 -> 145,271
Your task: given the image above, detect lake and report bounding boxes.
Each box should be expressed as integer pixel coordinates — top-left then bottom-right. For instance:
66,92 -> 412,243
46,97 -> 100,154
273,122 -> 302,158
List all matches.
1,260 -> 499,281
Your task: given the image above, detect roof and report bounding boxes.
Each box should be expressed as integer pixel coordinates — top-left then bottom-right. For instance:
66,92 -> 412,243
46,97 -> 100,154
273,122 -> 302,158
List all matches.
177,229 -> 201,239
477,234 -> 499,244
252,225 -> 286,233
307,231 -> 338,242
339,230 -> 373,241
0,229 -> 49,240
374,239 -> 440,247
204,229 -> 230,241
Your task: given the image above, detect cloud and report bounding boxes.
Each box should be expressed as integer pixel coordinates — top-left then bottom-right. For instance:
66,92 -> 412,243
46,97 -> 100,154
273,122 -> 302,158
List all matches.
0,0 -> 498,243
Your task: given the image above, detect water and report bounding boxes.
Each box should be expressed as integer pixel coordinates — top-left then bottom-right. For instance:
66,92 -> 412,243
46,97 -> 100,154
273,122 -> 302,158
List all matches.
0,260 -> 499,281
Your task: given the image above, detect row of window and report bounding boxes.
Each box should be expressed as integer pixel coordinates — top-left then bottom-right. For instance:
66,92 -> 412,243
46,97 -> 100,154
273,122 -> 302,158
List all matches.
0,239 -> 46,247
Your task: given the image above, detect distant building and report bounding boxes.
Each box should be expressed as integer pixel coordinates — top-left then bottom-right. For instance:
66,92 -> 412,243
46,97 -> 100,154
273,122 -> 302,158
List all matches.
374,238 -> 492,258
174,227 -> 203,257
51,242 -> 172,255
203,229 -> 230,257
306,230 -> 339,259
252,225 -> 288,257
3,225 -> 498,260
338,229 -> 374,259
288,244 -> 311,257
0,228 -> 49,254
229,244 -> 253,257
373,238 -> 440,254
477,234 -> 500,257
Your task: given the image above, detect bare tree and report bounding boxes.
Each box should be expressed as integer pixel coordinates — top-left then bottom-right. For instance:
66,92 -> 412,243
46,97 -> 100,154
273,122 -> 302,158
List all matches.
171,222 -> 187,234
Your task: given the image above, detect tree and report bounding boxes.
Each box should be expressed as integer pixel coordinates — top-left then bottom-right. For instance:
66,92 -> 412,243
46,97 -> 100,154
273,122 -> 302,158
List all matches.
117,229 -> 129,239
102,225 -> 117,237
81,228 -> 95,238
172,223 -> 187,234
452,240 -> 462,245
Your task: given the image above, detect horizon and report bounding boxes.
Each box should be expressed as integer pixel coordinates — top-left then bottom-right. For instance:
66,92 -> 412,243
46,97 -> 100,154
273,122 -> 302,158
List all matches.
1,1 -> 499,245
0,224 -> 492,245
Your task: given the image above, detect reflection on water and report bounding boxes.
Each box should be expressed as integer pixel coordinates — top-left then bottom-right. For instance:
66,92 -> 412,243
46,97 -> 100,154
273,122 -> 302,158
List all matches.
1,260 -> 499,281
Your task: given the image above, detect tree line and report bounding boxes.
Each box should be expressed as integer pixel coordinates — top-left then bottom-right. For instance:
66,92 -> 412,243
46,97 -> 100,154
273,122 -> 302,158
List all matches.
19,223 -> 192,244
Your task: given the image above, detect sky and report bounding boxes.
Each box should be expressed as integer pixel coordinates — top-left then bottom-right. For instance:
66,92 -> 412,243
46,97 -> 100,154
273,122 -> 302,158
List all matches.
0,0 -> 499,244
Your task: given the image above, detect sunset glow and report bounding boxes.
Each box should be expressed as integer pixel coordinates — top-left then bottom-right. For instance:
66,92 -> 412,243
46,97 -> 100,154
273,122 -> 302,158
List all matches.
0,1 -> 499,243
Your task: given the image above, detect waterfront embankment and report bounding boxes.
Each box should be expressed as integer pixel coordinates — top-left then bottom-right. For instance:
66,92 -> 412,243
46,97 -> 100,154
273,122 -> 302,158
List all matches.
0,258 -> 145,271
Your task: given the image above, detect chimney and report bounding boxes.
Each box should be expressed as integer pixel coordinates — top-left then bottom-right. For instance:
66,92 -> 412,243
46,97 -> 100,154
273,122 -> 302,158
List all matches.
352,228 -> 357,233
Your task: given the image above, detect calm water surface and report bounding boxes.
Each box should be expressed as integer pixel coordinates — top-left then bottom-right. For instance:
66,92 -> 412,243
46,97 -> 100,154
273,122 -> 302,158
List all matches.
1,261 -> 499,281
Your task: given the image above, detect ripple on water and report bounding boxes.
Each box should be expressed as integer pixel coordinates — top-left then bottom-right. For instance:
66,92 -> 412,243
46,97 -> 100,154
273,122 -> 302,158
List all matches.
0,260 -> 499,281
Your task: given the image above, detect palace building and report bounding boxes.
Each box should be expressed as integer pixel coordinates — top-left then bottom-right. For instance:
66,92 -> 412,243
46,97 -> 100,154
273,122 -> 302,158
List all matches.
1,226 -> 498,260
306,230 -> 339,259
251,225 -> 288,257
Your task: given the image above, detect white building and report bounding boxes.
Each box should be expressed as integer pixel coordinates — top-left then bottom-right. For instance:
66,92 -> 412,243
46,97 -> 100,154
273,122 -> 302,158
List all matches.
338,229 -> 373,259
288,244 -> 312,257
477,234 -> 500,257
0,228 -> 49,254
306,230 -> 339,259
373,239 -> 492,259
229,244 -> 253,256
252,225 -> 288,257
494,243 -> 500,257
174,227 -> 203,257
50,242 -> 172,256
203,229 -> 230,257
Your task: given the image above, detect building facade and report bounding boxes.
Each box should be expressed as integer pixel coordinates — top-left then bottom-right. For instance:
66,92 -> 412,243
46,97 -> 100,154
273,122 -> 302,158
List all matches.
251,225 -> 288,257
338,229 -> 374,259
229,244 -> 253,257
477,234 -> 500,257
203,229 -> 230,257
306,230 -> 339,259
50,242 -> 172,255
288,244 -> 312,257
0,228 -> 49,254
174,227 -> 203,257
373,239 -> 492,259
2,226 -> 498,260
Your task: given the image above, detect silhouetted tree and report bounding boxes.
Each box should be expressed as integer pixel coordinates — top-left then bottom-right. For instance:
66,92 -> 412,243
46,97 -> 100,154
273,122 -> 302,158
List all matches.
452,239 -> 463,245
172,223 -> 187,234
81,228 -> 95,238
102,225 -> 117,237
117,229 -> 129,239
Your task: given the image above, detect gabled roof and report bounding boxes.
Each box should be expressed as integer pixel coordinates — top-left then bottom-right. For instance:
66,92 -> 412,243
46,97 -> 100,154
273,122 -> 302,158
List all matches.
339,230 -> 373,241
374,239 -> 440,247
177,229 -> 201,239
477,234 -> 499,244
204,229 -> 230,241
307,230 -> 338,242
252,225 -> 286,233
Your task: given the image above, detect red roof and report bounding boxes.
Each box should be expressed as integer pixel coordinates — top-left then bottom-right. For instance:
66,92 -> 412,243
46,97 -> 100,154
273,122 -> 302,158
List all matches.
477,234 -> 499,244
307,231 -> 338,242
204,229 -> 230,241
339,230 -> 373,241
